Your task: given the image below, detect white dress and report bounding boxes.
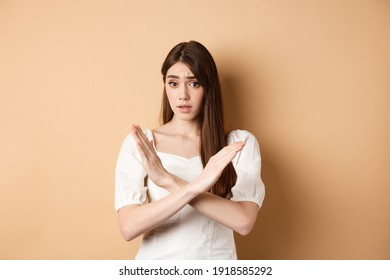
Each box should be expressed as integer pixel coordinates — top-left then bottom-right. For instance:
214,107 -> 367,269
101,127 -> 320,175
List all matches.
115,129 -> 265,259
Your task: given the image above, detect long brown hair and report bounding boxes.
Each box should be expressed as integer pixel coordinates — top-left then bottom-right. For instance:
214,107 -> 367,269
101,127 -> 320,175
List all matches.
160,41 -> 237,198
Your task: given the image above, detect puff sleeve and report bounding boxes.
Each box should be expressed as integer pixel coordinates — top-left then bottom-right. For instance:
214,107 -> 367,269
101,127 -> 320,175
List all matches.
228,130 -> 265,209
115,133 -> 148,212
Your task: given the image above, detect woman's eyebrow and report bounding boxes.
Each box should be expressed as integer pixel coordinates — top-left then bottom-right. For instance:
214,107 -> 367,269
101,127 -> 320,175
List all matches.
166,74 -> 197,79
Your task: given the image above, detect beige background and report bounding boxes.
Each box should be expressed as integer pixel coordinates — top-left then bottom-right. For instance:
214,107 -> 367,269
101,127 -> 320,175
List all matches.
1,0 -> 389,259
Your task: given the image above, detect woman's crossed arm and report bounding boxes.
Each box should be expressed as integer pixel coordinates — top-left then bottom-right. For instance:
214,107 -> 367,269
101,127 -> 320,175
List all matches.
117,125 -> 245,241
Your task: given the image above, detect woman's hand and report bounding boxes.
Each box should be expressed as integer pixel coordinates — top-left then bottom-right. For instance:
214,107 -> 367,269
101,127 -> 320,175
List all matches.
192,141 -> 245,192
132,123 -> 245,194
131,124 -> 172,189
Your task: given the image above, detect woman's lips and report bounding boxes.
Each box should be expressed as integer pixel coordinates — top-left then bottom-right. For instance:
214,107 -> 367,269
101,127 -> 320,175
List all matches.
177,105 -> 192,113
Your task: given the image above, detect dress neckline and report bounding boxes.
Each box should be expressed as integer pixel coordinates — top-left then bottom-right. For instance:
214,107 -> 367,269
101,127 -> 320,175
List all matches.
156,151 -> 201,161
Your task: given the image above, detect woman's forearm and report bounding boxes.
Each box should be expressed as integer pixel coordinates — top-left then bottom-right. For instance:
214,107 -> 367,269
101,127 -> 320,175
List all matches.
190,192 -> 258,235
167,175 -> 259,235
118,180 -> 203,241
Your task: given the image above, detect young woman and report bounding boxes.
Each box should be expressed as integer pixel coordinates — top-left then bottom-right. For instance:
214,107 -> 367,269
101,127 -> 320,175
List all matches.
115,41 -> 265,259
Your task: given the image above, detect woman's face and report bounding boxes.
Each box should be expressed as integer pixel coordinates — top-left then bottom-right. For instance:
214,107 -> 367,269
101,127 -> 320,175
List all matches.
165,62 -> 205,122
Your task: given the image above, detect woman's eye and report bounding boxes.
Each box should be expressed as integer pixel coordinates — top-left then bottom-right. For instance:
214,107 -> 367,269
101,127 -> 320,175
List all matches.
189,81 -> 200,87
168,81 -> 177,87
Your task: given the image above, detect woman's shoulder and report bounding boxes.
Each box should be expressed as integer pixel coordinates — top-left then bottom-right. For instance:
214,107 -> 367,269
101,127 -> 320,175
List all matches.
227,129 -> 257,144
150,125 -> 168,138
151,122 -> 174,135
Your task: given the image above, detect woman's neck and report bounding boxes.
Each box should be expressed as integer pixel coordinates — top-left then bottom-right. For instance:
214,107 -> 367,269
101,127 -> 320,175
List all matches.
166,117 -> 200,138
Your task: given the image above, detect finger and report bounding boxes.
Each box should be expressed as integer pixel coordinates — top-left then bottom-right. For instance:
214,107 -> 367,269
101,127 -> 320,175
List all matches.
217,141 -> 245,158
213,141 -> 245,165
131,125 -> 142,146
135,138 -> 151,165
136,140 -> 148,160
135,125 -> 155,152
226,143 -> 244,159
149,140 -> 158,156
134,125 -> 148,142
133,125 -> 155,156
131,125 -> 146,150
133,125 -> 147,144
230,141 -> 245,149
131,125 -> 153,162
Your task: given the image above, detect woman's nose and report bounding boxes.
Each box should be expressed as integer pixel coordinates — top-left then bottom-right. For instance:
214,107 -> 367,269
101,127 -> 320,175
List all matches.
178,86 -> 189,100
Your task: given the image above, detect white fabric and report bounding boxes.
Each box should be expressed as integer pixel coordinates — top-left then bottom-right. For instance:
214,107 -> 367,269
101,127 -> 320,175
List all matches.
115,129 -> 265,259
